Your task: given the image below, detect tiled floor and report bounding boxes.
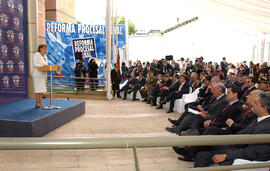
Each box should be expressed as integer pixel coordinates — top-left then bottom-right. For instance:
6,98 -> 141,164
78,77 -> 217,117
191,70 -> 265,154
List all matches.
1,98 -> 194,170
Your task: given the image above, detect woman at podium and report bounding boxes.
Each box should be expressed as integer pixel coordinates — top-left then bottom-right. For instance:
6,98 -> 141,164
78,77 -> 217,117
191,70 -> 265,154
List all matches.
32,44 -> 48,108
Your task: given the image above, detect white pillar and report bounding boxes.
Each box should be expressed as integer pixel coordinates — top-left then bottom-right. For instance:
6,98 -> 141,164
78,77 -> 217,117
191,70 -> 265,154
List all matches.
125,15 -> 129,65
27,0 -> 38,98
260,35 -> 266,64
106,0 -> 112,100
112,0 -> 115,65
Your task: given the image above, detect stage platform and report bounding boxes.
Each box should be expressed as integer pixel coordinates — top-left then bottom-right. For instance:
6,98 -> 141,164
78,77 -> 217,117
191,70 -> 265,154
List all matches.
0,99 -> 85,137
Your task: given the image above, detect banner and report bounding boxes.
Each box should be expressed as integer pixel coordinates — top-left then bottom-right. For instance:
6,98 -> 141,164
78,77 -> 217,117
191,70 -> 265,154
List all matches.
45,20 -> 126,86
72,37 -> 97,58
0,0 -> 27,97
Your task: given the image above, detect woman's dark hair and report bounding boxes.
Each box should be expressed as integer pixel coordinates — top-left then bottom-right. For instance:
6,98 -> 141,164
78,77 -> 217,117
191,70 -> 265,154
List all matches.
37,44 -> 47,52
90,58 -> 95,63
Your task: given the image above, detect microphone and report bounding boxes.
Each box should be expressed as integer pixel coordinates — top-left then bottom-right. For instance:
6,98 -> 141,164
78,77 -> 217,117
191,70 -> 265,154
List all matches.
48,52 -> 55,58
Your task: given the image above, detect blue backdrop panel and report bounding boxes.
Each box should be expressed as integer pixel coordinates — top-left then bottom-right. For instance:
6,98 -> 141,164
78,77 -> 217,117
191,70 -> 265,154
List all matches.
45,20 -> 126,86
0,0 -> 27,97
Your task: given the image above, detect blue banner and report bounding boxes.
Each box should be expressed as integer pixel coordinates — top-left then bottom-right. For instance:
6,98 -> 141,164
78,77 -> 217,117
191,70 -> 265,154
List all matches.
45,20 -> 126,86
0,0 -> 27,97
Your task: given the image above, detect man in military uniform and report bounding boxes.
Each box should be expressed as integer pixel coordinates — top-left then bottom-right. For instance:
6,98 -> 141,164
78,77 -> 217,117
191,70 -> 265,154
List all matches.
140,71 -> 158,102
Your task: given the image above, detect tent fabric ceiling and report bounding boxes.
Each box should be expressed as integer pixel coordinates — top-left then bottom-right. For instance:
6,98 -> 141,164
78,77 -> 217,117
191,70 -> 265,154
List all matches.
186,0 -> 270,33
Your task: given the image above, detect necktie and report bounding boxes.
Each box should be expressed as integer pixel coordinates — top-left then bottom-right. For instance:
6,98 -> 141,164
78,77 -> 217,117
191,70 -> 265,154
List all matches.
241,84 -> 246,91
223,104 -> 230,112
178,83 -> 183,91
243,107 -> 252,115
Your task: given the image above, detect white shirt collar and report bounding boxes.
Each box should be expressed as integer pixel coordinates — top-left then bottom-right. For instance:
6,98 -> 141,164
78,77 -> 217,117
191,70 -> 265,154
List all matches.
217,94 -> 224,101
230,100 -> 238,106
257,115 -> 270,123
248,85 -> 255,90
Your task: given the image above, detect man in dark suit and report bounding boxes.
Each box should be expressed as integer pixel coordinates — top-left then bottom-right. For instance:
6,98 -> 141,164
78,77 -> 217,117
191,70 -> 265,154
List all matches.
151,74 -> 172,106
189,72 -> 202,92
201,85 -> 243,129
184,75 -> 213,111
111,63 -> 121,98
156,74 -> 180,109
160,75 -> 191,113
165,82 -> 227,134
74,58 -> 86,92
241,76 -> 257,102
120,72 -> 138,100
194,92 -> 270,167
130,72 -> 146,101
220,57 -> 228,75
203,90 -> 260,135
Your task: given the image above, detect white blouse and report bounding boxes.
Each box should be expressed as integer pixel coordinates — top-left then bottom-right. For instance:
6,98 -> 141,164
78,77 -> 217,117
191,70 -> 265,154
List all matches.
32,52 -> 48,77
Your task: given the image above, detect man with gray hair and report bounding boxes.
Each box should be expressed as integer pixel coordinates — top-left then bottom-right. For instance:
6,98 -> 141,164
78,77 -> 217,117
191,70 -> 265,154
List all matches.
195,92 -> 270,167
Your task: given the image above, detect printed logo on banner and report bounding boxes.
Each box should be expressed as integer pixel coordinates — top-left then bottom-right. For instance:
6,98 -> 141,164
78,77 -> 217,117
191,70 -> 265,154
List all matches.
7,0 -> 14,12
18,32 -> 23,44
0,60 -> 3,73
13,17 -> 19,29
3,76 -> 9,88
6,30 -> 14,41
0,13 -> 8,26
13,46 -> 20,57
18,3 -> 24,16
72,38 -> 97,59
18,61 -> 24,72
13,75 -> 19,87
1,45 -> 8,57
7,60 -> 14,72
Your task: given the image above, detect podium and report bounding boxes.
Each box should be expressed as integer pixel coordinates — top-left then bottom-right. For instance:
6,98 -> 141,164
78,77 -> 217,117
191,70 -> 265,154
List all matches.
38,65 -> 62,109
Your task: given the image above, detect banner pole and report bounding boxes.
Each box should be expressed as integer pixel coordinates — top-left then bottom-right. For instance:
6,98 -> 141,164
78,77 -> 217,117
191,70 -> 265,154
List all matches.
112,0 -> 115,65
106,0 -> 112,100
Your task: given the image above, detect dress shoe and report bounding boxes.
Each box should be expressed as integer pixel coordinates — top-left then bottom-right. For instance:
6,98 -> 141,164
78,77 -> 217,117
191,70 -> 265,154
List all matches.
146,101 -> 151,104
172,146 -> 185,155
122,97 -> 126,100
165,127 -> 181,134
156,105 -> 163,109
172,147 -> 194,161
168,118 -> 177,125
159,100 -> 165,105
181,129 -> 199,136
177,156 -> 193,162
167,110 -> 174,113
151,103 -> 157,106
142,99 -> 147,102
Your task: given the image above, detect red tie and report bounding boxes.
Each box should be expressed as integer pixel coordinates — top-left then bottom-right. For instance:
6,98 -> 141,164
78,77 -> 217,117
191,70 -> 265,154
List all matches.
243,107 -> 252,115
223,104 -> 230,112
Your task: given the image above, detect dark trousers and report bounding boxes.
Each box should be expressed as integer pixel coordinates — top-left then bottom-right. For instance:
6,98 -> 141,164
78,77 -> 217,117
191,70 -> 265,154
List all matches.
112,83 -> 120,97
90,79 -> 98,90
166,92 -> 183,111
76,79 -> 85,91
194,148 -> 232,167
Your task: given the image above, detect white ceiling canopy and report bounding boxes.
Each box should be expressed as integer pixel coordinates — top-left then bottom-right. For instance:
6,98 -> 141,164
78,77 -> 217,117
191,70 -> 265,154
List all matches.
184,0 -> 270,33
